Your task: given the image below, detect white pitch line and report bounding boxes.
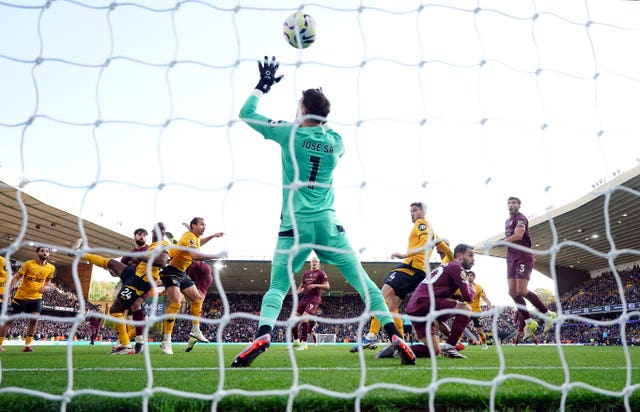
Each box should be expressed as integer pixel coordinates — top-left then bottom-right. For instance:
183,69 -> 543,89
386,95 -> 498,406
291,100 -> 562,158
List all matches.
2,365 -> 638,372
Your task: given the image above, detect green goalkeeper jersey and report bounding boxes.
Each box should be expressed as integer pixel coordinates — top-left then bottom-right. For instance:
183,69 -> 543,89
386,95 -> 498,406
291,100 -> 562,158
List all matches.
240,91 -> 344,227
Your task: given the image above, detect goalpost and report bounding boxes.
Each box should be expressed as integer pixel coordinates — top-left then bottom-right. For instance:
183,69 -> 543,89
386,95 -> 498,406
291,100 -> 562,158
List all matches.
2,1 -> 640,411
315,333 -> 337,344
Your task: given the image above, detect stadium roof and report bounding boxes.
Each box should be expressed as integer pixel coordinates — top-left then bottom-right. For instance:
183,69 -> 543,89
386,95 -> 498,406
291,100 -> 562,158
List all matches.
0,182 -> 132,266
475,164 -> 640,277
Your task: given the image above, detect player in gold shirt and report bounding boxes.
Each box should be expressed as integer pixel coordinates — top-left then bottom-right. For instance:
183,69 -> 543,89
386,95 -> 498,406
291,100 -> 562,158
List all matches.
466,271 -> 493,349
159,217 -> 224,355
351,202 -> 453,352
0,247 -> 56,352
72,223 -> 169,354
0,255 -> 9,304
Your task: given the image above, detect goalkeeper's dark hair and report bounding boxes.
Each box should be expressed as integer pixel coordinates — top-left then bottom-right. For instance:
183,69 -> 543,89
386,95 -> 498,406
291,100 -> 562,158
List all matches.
302,88 -> 330,123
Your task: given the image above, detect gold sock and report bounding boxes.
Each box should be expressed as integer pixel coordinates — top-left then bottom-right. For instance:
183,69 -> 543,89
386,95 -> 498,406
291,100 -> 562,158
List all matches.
82,253 -> 110,269
189,300 -> 203,328
127,323 -> 136,340
392,311 -> 404,339
369,296 -> 392,336
369,316 -> 381,335
163,303 -> 181,335
25,335 -> 33,346
112,313 -> 130,346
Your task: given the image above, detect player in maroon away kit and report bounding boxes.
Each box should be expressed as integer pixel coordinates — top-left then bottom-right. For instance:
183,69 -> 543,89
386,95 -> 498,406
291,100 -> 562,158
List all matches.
504,197 -> 555,340
89,304 -> 105,346
292,256 -> 329,351
402,244 -> 476,359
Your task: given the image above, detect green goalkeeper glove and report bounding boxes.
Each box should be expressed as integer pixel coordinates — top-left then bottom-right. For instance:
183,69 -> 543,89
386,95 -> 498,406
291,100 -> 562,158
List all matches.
255,56 -> 283,93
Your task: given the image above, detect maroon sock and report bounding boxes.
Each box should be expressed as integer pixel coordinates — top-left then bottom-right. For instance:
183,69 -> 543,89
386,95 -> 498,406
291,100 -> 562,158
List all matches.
131,309 -> 145,336
512,296 -> 531,320
525,291 -> 549,313
308,320 -> 317,343
292,322 -> 300,340
410,344 -> 433,358
446,315 -> 470,346
300,322 -> 309,342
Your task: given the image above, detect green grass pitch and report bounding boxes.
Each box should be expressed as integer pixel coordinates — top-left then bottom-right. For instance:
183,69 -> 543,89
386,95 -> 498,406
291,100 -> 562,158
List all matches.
0,343 -> 638,411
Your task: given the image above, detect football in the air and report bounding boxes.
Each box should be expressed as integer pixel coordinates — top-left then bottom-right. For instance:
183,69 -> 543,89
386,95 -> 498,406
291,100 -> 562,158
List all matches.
283,12 -> 317,49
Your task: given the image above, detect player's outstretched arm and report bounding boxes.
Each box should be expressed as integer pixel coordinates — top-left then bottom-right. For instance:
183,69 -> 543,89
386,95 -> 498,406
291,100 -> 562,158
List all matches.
200,232 -> 224,246
191,250 -> 227,262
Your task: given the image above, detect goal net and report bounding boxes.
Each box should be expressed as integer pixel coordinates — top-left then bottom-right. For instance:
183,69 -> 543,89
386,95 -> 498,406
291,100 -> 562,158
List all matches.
1,0 -> 640,411
315,333 -> 337,344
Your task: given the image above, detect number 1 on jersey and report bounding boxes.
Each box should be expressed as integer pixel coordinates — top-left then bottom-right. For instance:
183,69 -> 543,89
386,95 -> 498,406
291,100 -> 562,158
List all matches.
308,155 -> 320,189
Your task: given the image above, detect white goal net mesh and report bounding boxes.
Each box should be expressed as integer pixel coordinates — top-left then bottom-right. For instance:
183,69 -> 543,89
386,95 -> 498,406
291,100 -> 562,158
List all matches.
315,333 -> 337,344
1,0 -> 640,411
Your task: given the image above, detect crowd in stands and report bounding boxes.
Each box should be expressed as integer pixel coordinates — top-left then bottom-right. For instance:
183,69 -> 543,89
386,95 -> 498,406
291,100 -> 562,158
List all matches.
557,264 -> 640,311
42,280 -> 83,311
2,279 -> 106,341
2,265 -> 639,346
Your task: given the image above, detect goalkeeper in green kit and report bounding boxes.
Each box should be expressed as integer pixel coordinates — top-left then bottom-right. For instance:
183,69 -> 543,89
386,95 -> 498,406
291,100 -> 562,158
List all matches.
231,56 -> 416,367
